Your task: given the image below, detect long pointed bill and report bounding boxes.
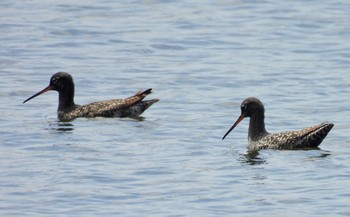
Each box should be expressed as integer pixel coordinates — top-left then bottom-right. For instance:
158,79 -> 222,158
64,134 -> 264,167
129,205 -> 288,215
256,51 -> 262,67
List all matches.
222,114 -> 245,140
23,86 -> 52,104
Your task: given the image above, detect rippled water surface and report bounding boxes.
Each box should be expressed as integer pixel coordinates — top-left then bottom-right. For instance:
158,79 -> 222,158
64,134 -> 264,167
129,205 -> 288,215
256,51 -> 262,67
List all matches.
1,0 -> 350,216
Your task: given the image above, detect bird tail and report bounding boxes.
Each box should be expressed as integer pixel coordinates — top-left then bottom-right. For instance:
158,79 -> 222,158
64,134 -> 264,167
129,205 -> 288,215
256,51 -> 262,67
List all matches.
135,88 -> 153,97
303,122 -> 334,147
143,98 -> 159,109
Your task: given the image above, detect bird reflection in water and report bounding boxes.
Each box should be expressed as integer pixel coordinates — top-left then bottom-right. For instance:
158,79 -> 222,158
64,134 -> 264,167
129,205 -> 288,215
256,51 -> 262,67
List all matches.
239,150 -> 266,165
48,120 -> 74,133
239,147 -> 331,165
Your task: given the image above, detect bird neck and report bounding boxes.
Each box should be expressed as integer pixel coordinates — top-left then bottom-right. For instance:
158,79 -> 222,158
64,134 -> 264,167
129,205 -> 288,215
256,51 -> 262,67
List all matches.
57,88 -> 76,112
248,112 -> 268,142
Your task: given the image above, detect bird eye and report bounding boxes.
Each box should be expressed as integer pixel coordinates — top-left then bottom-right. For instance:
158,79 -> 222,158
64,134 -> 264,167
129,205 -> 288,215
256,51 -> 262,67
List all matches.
241,104 -> 246,110
52,77 -> 57,84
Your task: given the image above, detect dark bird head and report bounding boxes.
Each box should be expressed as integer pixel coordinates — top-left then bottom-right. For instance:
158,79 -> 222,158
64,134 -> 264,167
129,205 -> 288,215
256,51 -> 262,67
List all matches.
23,72 -> 74,104
222,97 -> 265,140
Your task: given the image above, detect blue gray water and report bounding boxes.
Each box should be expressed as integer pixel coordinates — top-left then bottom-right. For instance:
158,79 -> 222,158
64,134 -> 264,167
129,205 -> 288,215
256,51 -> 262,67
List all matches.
1,0 -> 350,216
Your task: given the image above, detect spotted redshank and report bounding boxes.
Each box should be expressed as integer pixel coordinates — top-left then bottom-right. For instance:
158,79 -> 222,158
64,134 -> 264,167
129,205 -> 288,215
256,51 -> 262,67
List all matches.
222,97 -> 334,150
23,72 -> 159,121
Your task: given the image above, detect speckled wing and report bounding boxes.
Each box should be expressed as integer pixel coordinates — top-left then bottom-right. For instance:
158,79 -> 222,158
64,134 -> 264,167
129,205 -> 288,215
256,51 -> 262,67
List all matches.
253,122 -> 334,150
77,89 -> 157,118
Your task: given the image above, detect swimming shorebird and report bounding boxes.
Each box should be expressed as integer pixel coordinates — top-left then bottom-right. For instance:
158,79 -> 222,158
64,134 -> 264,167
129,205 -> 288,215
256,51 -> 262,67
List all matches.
222,97 -> 334,150
23,72 -> 159,121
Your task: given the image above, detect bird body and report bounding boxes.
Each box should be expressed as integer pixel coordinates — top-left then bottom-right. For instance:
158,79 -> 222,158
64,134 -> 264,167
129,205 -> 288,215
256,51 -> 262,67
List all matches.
248,122 -> 333,150
23,72 -> 158,121
222,97 -> 333,150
